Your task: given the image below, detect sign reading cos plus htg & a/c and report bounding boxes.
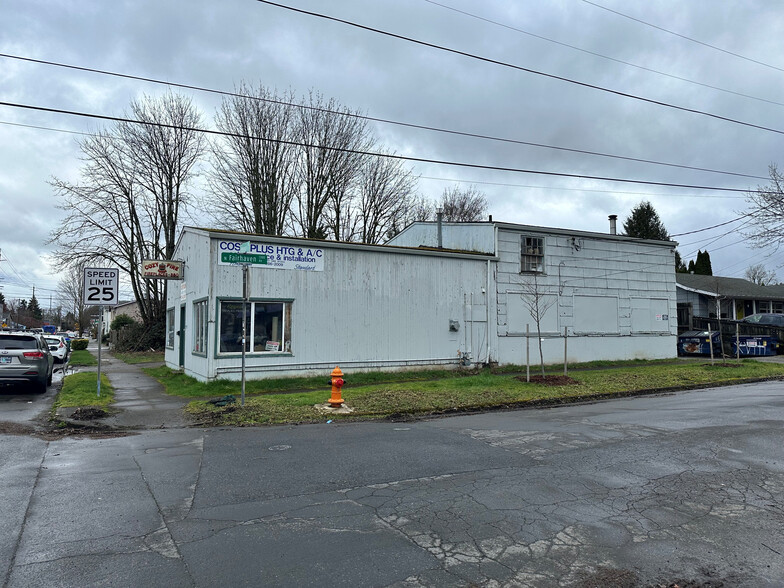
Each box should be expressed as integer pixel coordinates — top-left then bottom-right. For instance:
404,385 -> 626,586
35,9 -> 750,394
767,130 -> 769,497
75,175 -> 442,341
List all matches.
217,240 -> 324,271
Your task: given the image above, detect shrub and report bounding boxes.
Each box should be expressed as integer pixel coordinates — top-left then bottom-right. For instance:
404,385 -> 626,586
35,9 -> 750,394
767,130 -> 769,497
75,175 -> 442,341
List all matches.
110,314 -> 137,331
114,320 -> 166,352
71,338 -> 89,351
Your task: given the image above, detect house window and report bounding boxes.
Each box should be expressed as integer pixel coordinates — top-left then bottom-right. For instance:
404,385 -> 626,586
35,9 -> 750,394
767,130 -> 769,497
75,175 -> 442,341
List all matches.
219,300 -> 292,354
166,308 -> 175,349
521,236 -> 545,273
193,300 -> 208,354
759,301 -> 771,313
774,302 -> 784,313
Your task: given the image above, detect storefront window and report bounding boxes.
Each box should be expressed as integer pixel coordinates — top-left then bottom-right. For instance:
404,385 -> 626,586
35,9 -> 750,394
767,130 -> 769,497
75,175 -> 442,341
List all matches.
219,301 -> 291,354
166,308 -> 175,349
193,300 -> 208,354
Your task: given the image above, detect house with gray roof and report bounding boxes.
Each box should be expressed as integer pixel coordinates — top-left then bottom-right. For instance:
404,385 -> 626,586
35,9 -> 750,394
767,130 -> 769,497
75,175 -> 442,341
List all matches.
676,273 -> 784,328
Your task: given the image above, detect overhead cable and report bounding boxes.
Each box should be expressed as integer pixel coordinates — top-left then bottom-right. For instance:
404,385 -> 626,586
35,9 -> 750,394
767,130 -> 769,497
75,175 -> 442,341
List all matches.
582,0 -> 784,74
0,53 -> 767,181
423,0 -> 784,108
0,99 -> 764,193
253,0 -> 784,136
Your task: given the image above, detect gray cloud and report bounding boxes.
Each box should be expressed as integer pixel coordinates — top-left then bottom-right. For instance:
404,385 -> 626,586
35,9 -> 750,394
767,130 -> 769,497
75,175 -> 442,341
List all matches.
2,0 -> 783,301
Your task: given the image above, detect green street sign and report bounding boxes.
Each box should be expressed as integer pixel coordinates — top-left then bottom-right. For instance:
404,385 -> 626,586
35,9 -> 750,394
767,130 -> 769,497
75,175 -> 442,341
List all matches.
220,252 -> 268,265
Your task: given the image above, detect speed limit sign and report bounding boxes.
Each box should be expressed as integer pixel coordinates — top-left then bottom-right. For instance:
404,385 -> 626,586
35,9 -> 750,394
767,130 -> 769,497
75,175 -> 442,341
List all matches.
83,267 -> 120,306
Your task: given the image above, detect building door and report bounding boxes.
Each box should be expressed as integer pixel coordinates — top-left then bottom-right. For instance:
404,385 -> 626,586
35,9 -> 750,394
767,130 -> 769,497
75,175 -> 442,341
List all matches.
178,305 -> 186,368
743,300 -> 754,318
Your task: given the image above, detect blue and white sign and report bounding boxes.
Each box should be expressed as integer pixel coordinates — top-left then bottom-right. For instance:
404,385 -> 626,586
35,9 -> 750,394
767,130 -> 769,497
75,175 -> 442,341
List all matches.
217,240 -> 325,272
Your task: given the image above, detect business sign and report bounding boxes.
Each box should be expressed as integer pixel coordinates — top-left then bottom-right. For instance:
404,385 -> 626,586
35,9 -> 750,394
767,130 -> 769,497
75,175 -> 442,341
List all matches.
217,240 -> 324,271
142,259 -> 184,280
83,267 -> 120,306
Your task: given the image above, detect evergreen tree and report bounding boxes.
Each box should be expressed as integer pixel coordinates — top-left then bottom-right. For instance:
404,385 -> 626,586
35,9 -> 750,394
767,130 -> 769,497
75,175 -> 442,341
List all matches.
687,259 -> 695,273
693,250 -> 713,275
28,294 -> 43,320
675,250 -> 687,273
623,201 -> 669,240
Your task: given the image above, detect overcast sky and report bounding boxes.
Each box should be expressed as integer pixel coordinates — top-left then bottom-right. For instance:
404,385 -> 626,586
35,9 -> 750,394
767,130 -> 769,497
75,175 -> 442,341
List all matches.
2,0 -> 784,303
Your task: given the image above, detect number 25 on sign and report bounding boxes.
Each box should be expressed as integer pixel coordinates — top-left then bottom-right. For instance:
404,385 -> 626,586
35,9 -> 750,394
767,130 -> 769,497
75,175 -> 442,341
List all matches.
83,268 -> 120,306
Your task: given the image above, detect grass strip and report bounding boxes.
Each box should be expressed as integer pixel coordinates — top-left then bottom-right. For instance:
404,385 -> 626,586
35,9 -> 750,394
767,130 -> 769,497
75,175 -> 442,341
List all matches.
142,360 -> 784,427
55,372 -> 114,408
113,351 -> 165,364
68,349 -> 97,366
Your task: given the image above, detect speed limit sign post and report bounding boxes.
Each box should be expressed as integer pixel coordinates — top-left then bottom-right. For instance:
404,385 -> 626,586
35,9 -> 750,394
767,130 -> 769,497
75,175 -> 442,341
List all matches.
83,268 -> 120,397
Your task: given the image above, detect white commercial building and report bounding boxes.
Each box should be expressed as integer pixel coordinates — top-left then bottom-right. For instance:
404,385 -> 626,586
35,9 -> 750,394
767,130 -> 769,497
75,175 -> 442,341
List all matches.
165,221 -> 677,381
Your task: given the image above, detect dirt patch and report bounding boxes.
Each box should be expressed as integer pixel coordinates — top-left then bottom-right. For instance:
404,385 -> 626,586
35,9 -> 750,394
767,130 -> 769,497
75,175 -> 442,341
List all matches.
0,421 -> 37,436
578,566 -> 637,587
70,407 -> 110,420
703,362 -> 743,368
516,374 -> 580,385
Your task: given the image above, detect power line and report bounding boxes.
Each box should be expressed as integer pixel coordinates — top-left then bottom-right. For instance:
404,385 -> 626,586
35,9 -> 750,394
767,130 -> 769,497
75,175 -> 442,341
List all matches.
0,119 -> 758,199
670,213 -> 752,237
0,54 -> 768,181
419,175 -> 746,199
253,0 -> 784,136
581,0 -> 784,74
422,0 -> 784,108
0,99 -> 765,193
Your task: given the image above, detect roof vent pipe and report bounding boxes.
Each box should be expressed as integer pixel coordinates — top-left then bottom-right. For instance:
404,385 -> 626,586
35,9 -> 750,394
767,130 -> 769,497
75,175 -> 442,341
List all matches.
608,214 -> 617,235
436,208 -> 444,248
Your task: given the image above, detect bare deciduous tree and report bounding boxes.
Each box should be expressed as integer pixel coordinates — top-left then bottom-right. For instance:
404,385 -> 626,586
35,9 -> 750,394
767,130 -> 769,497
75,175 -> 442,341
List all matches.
518,274 -> 557,377
293,91 -> 372,240
744,164 -> 784,248
57,262 -> 89,336
49,93 -> 204,329
355,153 -> 418,244
209,84 -> 298,235
744,263 -> 778,286
439,185 -> 488,222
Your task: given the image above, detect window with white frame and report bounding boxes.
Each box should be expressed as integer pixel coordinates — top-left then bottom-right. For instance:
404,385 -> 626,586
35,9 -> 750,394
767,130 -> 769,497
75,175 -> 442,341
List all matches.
193,300 -> 208,354
759,301 -> 771,313
218,300 -> 292,354
521,236 -> 545,273
166,308 -> 175,348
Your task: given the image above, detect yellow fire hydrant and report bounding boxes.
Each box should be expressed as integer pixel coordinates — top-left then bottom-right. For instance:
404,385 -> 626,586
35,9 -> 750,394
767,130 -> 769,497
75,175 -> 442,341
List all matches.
328,366 -> 345,408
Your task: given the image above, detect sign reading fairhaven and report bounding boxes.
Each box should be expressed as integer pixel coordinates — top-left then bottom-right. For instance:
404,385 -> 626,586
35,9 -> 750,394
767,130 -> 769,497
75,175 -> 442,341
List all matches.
217,240 -> 324,271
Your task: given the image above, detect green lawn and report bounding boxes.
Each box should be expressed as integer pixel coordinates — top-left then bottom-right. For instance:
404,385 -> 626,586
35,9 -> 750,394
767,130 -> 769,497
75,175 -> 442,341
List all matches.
55,372 -> 114,408
68,349 -> 97,366
113,351 -> 165,364
141,360 -> 784,427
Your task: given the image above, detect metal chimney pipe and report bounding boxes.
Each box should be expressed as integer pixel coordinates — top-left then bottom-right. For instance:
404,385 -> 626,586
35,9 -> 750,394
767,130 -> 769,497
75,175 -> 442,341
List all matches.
436,208 -> 444,248
608,214 -> 617,235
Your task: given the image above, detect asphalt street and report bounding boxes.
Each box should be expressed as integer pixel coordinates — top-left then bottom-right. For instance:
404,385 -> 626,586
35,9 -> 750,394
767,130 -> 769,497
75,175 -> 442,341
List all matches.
2,381 -> 783,587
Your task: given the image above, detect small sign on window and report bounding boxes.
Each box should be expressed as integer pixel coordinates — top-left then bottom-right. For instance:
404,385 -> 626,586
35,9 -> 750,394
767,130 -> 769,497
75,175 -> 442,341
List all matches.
265,341 -> 280,351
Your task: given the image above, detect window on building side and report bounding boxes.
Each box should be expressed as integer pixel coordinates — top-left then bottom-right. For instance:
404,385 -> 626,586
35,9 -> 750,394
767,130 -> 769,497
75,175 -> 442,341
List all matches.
219,301 -> 292,354
193,300 -> 208,354
166,308 -> 175,349
521,236 -> 545,273
759,301 -> 771,313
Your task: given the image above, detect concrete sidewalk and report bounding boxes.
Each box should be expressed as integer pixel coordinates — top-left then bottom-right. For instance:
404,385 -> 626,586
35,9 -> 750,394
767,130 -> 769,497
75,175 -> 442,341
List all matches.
62,342 -> 191,430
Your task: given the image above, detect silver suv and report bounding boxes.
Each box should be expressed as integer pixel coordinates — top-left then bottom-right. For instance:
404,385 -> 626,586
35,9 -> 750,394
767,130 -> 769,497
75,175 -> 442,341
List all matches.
0,332 -> 54,393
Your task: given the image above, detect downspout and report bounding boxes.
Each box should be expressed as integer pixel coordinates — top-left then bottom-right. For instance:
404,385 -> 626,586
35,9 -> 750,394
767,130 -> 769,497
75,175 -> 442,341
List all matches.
486,259 -> 491,364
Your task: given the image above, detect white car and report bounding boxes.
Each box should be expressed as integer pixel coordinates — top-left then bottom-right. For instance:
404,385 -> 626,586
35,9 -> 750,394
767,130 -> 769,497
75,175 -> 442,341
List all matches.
44,335 -> 69,363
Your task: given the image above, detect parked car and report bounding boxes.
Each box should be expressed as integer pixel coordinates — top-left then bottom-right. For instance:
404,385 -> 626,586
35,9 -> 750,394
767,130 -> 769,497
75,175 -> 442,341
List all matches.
55,331 -> 72,353
45,335 -> 70,363
0,332 -> 54,393
740,313 -> 784,327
